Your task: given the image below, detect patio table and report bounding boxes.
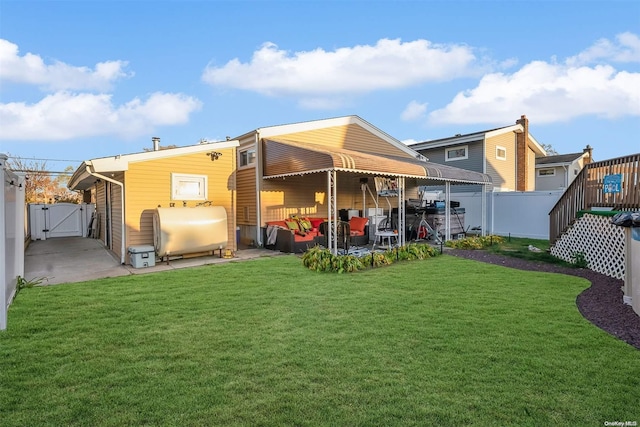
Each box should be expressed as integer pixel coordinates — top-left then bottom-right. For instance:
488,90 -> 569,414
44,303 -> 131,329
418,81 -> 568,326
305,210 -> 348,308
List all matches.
374,230 -> 398,250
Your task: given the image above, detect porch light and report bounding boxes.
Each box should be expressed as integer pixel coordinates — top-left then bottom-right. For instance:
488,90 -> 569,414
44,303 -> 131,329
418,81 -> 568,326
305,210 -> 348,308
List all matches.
207,152 -> 222,161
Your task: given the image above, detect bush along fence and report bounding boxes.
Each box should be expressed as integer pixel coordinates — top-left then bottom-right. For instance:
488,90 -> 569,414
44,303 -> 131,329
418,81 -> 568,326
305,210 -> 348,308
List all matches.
302,243 -> 440,273
444,235 -> 505,250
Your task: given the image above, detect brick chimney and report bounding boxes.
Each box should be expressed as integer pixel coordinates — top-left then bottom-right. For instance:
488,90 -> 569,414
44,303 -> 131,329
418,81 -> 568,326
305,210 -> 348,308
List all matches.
515,115 -> 529,191
583,144 -> 593,164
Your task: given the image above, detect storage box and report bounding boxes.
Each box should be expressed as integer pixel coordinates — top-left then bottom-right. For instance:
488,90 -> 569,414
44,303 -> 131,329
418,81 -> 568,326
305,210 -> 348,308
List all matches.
128,245 -> 156,268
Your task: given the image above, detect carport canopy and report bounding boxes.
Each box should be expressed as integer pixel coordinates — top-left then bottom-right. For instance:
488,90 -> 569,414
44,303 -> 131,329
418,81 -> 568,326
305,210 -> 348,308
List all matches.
263,139 -> 491,184
262,139 -> 492,253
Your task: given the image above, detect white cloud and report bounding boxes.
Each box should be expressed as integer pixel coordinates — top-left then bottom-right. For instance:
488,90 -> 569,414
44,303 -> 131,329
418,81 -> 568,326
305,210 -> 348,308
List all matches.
429,60 -> 640,126
202,39 -> 479,107
567,32 -> 640,66
401,100 -> 428,122
0,91 -> 202,140
0,39 -> 132,91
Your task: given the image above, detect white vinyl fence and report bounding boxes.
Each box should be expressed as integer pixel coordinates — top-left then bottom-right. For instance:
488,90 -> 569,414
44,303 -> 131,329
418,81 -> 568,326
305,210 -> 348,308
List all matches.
451,190 -> 563,240
1,154 -> 26,331
29,203 -> 94,240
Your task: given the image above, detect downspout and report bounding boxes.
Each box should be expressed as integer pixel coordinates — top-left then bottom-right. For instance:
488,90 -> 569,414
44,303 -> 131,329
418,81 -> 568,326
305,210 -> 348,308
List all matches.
481,183 -> 487,237
490,188 -> 495,235
254,132 -> 262,247
85,165 -> 126,264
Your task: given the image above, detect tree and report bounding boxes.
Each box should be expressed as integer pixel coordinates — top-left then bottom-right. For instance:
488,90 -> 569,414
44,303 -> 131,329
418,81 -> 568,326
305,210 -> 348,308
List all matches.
53,166 -> 82,203
8,157 -> 81,204
541,143 -> 558,156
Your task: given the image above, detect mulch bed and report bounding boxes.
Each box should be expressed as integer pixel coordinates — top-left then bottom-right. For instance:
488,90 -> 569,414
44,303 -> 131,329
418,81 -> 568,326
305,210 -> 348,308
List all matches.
447,249 -> 640,350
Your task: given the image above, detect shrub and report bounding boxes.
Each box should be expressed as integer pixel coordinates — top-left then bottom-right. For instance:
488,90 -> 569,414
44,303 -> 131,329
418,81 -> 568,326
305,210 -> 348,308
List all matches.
302,244 -> 440,273
445,235 -> 504,250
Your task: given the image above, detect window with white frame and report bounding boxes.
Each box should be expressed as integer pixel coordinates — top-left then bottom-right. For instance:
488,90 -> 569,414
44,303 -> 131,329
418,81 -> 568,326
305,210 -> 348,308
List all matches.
239,148 -> 256,167
537,168 -> 556,177
171,173 -> 208,200
445,145 -> 468,161
496,146 -> 507,160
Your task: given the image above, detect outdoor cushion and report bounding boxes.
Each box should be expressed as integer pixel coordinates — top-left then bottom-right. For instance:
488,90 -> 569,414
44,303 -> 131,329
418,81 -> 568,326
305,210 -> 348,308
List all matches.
285,220 -> 300,231
349,216 -> 369,234
298,218 -> 312,232
309,218 -> 325,229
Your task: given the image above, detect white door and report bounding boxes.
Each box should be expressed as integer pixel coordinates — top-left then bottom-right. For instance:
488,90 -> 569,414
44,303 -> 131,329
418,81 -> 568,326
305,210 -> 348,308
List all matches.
30,203 -> 95,240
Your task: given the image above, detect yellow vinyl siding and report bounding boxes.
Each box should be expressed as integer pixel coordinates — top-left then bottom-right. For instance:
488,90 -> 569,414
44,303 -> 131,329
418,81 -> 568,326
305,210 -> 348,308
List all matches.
261,174 -> 327,223
236,168 -> 257,225
124,148 -> 237,253
485,133 -> 516,191
259,172 -> 416,225
273,123 -> 413,159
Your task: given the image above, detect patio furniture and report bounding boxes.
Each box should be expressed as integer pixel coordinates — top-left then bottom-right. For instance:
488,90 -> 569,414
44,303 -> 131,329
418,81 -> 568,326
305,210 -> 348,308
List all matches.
263,226 -> 317,253
316,221 -> 351,252
262,217 -> 326,253
373,230 -> 398,250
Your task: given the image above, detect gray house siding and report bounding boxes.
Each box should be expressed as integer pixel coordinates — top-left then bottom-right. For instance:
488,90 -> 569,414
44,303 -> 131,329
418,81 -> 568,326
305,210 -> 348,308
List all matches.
417,140 -> 486,193
536,167 -> 567,190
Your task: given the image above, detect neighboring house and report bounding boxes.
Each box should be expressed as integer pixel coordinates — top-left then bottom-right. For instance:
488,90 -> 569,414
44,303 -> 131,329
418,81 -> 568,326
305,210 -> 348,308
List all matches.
68,138 -> 239,265
409,115 -> 546,192
232,115 -> 491,249
535,146 -> 593,191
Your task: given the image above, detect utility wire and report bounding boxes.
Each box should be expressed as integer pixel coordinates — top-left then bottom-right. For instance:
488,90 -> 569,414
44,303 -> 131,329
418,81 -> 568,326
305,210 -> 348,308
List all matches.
7,156 -> 83,162
11,170 -> 73,175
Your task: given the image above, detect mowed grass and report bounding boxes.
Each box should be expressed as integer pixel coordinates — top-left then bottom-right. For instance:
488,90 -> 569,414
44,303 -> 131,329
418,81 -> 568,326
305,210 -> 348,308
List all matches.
484,236 -> 572,265
1,255 -> 638,426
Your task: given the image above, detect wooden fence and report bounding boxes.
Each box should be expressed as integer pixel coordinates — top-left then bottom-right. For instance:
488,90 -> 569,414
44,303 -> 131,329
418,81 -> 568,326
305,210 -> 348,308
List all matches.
549,153 -> 640,244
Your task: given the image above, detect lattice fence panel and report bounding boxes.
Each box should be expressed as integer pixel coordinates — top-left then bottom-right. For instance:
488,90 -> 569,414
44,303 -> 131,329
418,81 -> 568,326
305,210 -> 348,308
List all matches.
551,213 -> 625,280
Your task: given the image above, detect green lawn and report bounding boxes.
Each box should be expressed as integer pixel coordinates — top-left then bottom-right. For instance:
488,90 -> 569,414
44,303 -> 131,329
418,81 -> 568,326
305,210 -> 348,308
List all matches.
1,255 -> 638,426
481,236 -> 585,267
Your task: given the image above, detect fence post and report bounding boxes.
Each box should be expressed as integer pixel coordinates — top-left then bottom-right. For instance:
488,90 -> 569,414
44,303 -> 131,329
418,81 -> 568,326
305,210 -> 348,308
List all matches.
14,173 -> 26,289
1,154 -> 8,330
0,155 -> 25,331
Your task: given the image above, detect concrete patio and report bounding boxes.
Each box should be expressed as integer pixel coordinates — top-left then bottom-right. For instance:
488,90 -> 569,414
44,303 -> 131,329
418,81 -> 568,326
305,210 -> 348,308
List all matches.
24,237 -> 285,286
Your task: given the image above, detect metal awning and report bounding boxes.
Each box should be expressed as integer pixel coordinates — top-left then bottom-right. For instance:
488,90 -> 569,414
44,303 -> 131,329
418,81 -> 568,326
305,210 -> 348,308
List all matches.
263,139 -> 492,185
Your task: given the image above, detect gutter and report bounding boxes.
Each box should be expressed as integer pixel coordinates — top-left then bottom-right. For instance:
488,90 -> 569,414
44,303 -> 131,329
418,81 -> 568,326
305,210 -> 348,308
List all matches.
84,165 -> 126,265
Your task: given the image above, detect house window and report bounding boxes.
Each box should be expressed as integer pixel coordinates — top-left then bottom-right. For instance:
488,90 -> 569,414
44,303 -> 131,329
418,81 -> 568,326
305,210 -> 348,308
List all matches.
496,146 -> 507,160
239,148 -> 256,167
171,173 -> 207,200
445,145 -> 468,162
537,168 -> 556,177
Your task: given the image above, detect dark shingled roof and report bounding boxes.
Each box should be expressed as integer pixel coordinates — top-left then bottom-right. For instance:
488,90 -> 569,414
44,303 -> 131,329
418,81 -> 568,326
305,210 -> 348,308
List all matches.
536,152 -> 585,165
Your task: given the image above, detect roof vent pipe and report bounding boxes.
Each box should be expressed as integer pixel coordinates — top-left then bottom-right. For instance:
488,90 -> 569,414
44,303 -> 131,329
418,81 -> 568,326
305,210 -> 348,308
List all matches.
152,137 -> 160,151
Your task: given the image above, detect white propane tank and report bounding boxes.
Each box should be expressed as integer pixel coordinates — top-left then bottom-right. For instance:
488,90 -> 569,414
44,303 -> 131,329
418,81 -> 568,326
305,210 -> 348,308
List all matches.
153,206 -> 228,257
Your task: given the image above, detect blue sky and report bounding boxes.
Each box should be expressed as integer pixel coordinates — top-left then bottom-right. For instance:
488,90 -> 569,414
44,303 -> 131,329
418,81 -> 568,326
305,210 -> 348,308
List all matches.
1,0 -> 639,172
